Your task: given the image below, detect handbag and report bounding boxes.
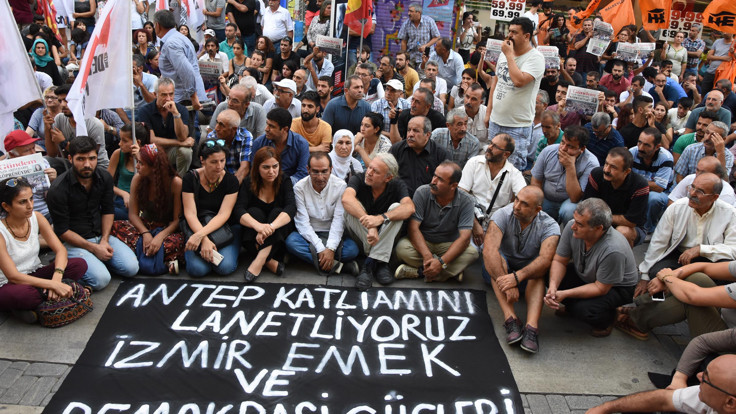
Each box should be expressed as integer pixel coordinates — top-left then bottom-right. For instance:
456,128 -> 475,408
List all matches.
474,170 -> 508,231
36,279 -> 93,328
179,170 -> 234,249
136,227 -> 167,275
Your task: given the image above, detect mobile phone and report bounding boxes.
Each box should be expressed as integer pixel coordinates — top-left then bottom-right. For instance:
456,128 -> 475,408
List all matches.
211,250 -> 224,266
651,291 -> 665,302
424,47 -> 431,57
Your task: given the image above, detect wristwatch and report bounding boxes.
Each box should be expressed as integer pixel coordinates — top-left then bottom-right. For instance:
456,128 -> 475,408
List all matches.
434,254 -> 447,269
381,213 -> 390,225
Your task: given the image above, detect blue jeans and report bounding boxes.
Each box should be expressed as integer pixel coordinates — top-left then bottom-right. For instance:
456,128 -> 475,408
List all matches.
646,191 -> 669,233
114,196 -> 128,221
542,198 -> 577,225
185,225 -> 241,277
285,231 -> 359,273
214,29 -> 226,43
243,34 -> 257,58
487,122 -> 533,171
66,236 -> 139,290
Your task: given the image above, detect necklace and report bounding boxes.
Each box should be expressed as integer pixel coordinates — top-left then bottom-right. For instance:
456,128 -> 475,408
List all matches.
205,174 -> 221,192
4,218 -> 30,239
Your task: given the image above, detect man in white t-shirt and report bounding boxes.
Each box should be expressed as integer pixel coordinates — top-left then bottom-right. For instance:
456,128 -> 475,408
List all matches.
587,354 -> 736,414
261,0 -> 294,49
488,17 -> 545,171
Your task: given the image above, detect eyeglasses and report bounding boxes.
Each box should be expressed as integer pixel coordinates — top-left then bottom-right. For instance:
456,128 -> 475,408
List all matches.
4,177 -> 28,188
687,185 -> 715,197
488,142 -> 509,152
44,96 -> 57,101
702,368 -> 736,398
205,139 -> 226,147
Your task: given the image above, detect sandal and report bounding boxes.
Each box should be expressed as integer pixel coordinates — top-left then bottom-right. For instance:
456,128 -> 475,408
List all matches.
614,316 -> 649,340
168,260 -> 179,275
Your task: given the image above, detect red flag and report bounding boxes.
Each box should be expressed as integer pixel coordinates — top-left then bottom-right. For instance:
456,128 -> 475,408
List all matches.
36,0 -> 63,43
639,0 -> 671,30
703,0 -> 736,35
344,0 -> 373,38
600,0 -> 636,36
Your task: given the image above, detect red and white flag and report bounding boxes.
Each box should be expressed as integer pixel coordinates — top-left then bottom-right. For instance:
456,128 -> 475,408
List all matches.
155,0 -> 169,11
67,0 -> 133,136
183,0 -> 205,44
0,0 -> 43,152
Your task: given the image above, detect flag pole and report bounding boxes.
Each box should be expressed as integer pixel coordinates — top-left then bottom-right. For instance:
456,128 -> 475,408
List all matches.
344,13 -> 350,75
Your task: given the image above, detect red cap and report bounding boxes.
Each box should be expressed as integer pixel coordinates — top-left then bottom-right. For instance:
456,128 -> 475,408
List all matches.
4,130 -> 39,152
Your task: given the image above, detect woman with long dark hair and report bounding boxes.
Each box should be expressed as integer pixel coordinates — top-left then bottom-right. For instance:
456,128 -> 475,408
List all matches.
0,177 -> 87,323
235,147 -> 295,283
145,50 -> 161,77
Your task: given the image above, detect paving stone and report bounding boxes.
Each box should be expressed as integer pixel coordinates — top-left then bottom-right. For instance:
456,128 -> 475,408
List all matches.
41,392 -> 55,407
0,405 -> 44,414
0,361 -> 10,377
524,408 -> 534,414
19,377 -> 56,406
0,376 -> 37,404
520,394 -> 529,408
546,395 -> 571,414
8,362 -> 29,371
564,396 -> 602,410
526,394 -> 552,414
51,367 -> 71,392
600,396 -> 618,403
0,369 -> 23,389
24,363 -> 67,378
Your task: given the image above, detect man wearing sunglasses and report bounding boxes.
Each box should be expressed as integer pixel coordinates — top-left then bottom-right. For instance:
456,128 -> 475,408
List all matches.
544,198 -> 639,337
587,355 -> 736,414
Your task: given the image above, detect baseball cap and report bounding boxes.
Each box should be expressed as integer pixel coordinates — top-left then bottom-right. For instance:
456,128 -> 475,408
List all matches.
4,130 -> 39,152
204,29 -> 216,37
385,79 -> 403,91
273,79 -> 297,94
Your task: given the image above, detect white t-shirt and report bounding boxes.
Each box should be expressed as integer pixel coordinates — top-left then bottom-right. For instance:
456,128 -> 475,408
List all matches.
491,47 -> 545,127
413,76 -> 448,99
667,107 -> 690,133
672,386 -> 715,414
522,10 -> 539,29
619,90 -> 653,103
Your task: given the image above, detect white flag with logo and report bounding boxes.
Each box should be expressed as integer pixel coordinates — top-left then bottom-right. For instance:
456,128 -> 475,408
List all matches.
0,0 -> 43,151
67,0 -> 132,136
184,0 -> 205,44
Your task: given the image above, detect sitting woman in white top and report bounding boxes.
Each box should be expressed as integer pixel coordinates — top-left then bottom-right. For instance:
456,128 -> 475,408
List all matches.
0,177 -> 87,323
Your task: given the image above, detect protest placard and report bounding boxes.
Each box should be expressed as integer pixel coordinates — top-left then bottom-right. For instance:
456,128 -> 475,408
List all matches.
484,39 -> 503,65
538,46 -> 560,69
198,60 -> 222,84
636,42 -> 656,59
566,86 -> 599,116
586,20 -> 613,56
489,0 -> 525,22
0,153 -> 50,195
316,35 -> 343,56
659,10 -> 703,41
616,42 -> 640,62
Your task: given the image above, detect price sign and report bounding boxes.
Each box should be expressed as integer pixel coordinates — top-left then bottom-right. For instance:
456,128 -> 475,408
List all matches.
659,9 -> 703,41
490,0 -> 526,22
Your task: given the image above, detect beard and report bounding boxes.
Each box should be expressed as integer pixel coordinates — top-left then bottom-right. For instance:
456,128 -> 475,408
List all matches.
301,112 -> 316,122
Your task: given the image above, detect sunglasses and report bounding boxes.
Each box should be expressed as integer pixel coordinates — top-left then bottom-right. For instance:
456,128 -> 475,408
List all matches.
205,139 -> 226,148
5,177 -> 29,187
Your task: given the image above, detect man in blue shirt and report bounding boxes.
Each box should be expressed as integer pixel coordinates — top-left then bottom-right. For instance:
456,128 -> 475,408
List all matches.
629,127 -> 674,233
322,75 -> 371,136
584,112 -> 624,166
648,73 -> 679,110
426,37 -> 464,90
250,107 -> 309,185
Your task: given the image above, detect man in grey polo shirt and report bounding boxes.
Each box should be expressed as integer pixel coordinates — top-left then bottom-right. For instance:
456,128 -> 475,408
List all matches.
483,186 -> 560,353
431,107 -> 480,169
531,125 -> 599,224
208,84 -> 266,141
544,198 -> 639,337
395,160 -> 479,282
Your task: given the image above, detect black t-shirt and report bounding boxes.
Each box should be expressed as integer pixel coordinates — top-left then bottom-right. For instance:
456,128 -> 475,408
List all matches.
389,139 -> 448,197
226,0 -> 258,36
540,78 -> 559,104
619,121 -> 667,148
583,167 -> 649,227
348,173 -> 410,216
272,51 -> 300,76
396,109 -> 447,141
136,101 -> 190,139
182,170 -> 240,222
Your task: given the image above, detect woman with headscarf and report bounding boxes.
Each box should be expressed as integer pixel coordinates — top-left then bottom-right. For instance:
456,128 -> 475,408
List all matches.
31,39 -> 62,86
329,130 -> 363,182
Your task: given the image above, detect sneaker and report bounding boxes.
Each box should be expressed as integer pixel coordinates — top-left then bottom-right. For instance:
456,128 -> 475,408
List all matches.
375,262 -> 394,285
342,261 -> 360,276
520,325 -> 539,353
394,264 -> 420,280
11,310 -> 38,324
503,316 -> 523,345
355,266 -> 373,291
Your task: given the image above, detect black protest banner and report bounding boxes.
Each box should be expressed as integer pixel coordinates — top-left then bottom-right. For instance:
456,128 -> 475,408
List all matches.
44,280 -> 522,414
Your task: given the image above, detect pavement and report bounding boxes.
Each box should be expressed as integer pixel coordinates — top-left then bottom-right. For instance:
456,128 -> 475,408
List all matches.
0,243 -> 691,414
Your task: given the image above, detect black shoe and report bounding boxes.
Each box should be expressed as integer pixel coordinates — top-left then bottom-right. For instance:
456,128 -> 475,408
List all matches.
274,261 -> 285,276
243,270 -> 258,283
520,325 -> 539,353
503,316 -> 523,345
375,262 -> 394,285
355,266 -> 373,291
343,261 -> 360,276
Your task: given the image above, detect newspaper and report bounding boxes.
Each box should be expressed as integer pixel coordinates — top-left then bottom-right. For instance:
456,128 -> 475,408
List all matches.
616,42 -> 640,63
565,86 -> 599,116
0,153 -> 50,196
635,42 -> 656,59
315,35 -> 343,56
586,20 -> 613,57
198,61 -> 222,84
538,46 -> 560,69
484,39 -> 503,66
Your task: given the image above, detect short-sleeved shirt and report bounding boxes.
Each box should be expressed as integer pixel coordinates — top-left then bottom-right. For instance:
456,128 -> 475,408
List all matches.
491,204 -> 560,271
209,101 -> 267,141
583,167 -> 649,227
261,6 -> 294,42
619,121 -> 667,148
684,107 -> 732,131
322,95 -> 372,136
630,147 -> 675,190
672,386 -> 715,414
48,168 -> 115,239
290,118 -> 332,148
226,0 -> 258,36
599,74 -> 630,98
250,131 -> 310,185
397,15 -> 441,67
205,128 -> 253,174
491,48 -> 545,127
683,37 -> 705,69
136,101 -> 191,141
531,144 -> 600,202
557,223 -> 639,286
181,170 -> 239,223
672,132 -> 696,155
371,98 -> 410,133
52,114 -> 109,169
205,0 -> 227,30
675,143 -> 735,178
721,261 -> 736,327
707,38 -> 731,73
536,129 -> 564,158
583,124 -> 625,166
347,173 -> 410,216
389,139 -> 448,196
430,128 -> 480,168
648,84 -> 680,106
411,185 -> 474,243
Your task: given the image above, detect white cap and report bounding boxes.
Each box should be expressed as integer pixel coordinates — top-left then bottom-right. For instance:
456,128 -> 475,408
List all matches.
385,79 -> 403,91
273,78 -> 297,94
204,29 -> 216,37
